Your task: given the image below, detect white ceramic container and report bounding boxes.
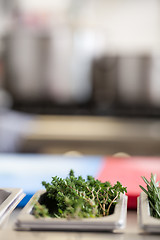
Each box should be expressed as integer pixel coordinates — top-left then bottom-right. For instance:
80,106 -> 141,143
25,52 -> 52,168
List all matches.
0,188 -> 25,227
15,190 -> 128,231
138,191 -> 160,233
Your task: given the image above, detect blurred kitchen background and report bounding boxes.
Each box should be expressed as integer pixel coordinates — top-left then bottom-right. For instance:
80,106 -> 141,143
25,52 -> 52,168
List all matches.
1,0 -> 160,156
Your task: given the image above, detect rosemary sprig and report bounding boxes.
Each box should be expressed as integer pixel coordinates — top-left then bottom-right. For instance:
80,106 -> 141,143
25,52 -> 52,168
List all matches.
140,173 -> 160,218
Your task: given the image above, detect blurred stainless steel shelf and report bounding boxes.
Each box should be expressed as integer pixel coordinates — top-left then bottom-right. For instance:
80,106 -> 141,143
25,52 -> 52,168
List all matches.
22,115 -> 160,156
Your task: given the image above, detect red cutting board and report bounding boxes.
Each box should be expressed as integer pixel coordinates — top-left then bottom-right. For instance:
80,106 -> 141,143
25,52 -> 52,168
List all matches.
97,157 -> 160,209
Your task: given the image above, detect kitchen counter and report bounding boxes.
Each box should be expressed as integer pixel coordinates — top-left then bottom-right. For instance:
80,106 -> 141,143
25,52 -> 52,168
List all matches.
0,209 -> 159,240
22,115 -> 160,156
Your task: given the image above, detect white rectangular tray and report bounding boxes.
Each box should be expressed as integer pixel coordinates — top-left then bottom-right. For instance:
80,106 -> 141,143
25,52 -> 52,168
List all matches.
15,190 -> 128,231
137,191 -> 160,233
0,188 -> 25,227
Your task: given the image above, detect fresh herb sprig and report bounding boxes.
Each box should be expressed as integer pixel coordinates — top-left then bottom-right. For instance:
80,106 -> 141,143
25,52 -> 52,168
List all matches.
33,170 -> 127,219
140,173 -> 160,218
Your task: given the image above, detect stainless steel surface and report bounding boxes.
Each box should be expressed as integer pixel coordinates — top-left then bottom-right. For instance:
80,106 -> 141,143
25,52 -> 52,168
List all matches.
23,116 -> 160,156
0,209 -> 160,240
0,188 -> 25,227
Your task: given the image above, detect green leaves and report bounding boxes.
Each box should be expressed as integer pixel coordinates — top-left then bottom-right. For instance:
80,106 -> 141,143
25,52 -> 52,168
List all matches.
140,173 -> 160,219
34,170 -> 127,219
33,202 -> 49,218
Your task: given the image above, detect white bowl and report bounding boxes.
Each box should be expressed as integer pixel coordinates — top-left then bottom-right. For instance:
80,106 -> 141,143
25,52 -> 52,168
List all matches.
138,191 -> 160,233
15,190 -> 128,231
0,188 -> 25,228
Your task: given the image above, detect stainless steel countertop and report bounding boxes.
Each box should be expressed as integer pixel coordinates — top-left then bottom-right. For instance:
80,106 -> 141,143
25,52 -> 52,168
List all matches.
0,209 -> 159,240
